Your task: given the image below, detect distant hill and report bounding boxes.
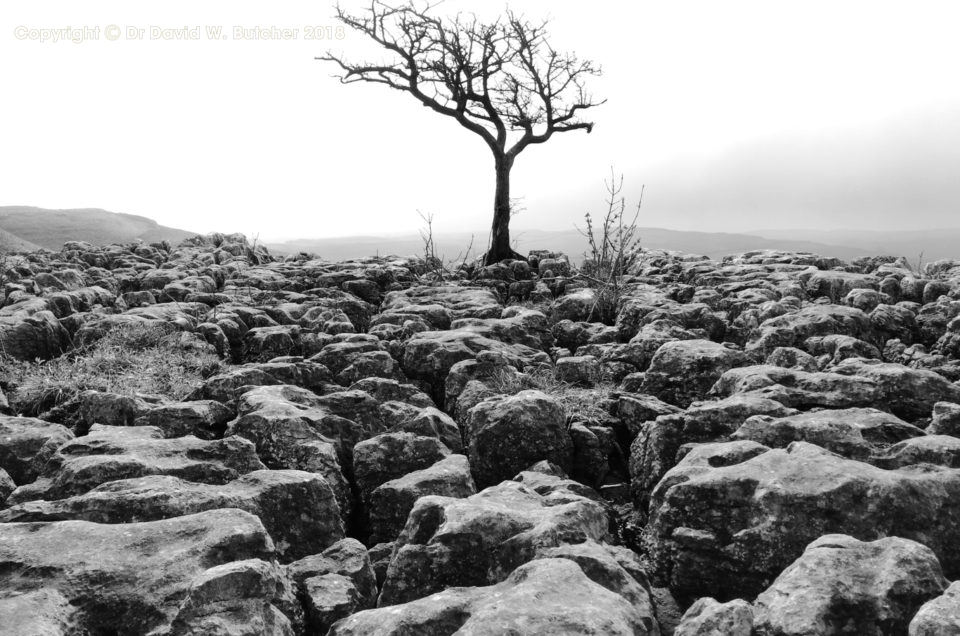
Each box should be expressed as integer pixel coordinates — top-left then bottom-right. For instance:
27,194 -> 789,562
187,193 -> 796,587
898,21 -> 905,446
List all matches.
0,226 -> 41,253
751,228 -> 960,263
267,227 -> 877,262
0,207 -> 198,251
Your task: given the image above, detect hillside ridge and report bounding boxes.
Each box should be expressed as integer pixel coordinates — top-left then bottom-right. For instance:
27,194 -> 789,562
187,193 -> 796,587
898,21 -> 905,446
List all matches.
0,206 -> 197,251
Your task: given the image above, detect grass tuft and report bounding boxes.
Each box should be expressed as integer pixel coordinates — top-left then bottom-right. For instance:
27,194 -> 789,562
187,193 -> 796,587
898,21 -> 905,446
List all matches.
485,364 -> 614,425
1,321 -> 221,416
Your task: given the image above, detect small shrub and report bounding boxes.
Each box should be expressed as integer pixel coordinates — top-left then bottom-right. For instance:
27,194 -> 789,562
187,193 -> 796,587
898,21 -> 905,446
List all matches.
414,210 -> 477,284
2,321 -> 221,416
577,169 -> 644,323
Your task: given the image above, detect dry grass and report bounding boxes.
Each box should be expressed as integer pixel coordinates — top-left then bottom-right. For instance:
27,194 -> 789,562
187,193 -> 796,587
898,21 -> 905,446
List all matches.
1,321 -> 221,416
485,364 -> 614,425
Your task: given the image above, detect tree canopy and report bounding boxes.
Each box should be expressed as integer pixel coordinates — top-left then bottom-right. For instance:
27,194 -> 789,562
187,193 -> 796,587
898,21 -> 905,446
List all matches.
319,1 -> 604,262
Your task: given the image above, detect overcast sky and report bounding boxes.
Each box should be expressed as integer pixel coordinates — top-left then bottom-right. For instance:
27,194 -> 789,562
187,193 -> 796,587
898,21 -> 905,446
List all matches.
2,0 -> 959,241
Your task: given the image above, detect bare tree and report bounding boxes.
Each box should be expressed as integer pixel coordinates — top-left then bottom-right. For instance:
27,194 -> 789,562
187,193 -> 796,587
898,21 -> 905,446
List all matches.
318,1 -> 604,264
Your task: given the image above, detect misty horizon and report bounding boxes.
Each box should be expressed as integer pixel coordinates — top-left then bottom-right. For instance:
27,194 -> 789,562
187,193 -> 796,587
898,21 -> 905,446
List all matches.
6,95 -> 957,242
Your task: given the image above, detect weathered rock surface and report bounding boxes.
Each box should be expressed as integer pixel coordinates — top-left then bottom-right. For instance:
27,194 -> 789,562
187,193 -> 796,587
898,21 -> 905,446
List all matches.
193,360 -> 334,402
378,477 -> 609,606
403,329 -> 550,400
331,558 -> 658,635
0,469 -> 343,561
287,538 -> 378,609
133,399 -> 234,439
7,424 -> 265,504
368,454 -> 477,544
746,304 -> 875,357
909,580 -> 960,635
0,467 -> 14,502
466,390 -> 573,489
451,308 -> 554,351
381,285 -> 501,323
641,339 -> 750,408
871,434 -> 960,469
10,237 -> 960,633
532,540 -> 659,633
348,377 -> 435,409
389,405 -> 463,452
629,395 -> 797,512
0,588 -> 85,636
753,535 -> 947,636
0,415 -> 75,485
0,508 -> 278,634
352,432 -> 451,503
675,597 -> 754,636
644,441 -> 960,602
163,558 -> 302,636
710,364 -> 883,411
301,573 -> 361,635
0,308 -> 71,360
928,401 -> 960,437
311,335 -> 406,386
77,389 -> 153,429
731,410 -> 876,459
831,358 -> 960,421
226,384 -> 364,519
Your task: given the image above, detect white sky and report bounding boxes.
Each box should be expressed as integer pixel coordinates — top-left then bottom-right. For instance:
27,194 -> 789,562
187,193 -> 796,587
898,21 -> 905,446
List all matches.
2,0 -> 959,241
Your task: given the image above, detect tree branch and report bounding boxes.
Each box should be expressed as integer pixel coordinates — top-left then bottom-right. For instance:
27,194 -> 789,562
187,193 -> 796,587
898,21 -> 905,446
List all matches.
318,0 -> 604,160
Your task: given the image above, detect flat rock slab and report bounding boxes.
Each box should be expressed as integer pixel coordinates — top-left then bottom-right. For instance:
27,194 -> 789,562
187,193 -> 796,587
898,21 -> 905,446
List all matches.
466,390 -> 573,489
0,588 -> 85,636
753,535 -> 947,635
331,558 -> 657,636
0,309 -> 71,360
728,408 -> 924,460
0,469 -> 343,562
164,557 -> 301,636
0,508 -> 276,635
381,285 -> 502,322
402,329 -> 550,399
644,441 -> 960,602
675,598 -> 754,636
7,424 -> 265,504
287,538 -> 379,610
0,415 -> 75,485
368,454 -> 477,544
448,308 -> 553,351
230,384 -> 375,459
379,477 -> 609,606
132,399 -> 234,439
353,432 -> 450,502
731,410 -> 876,460
832,358 -> 960,421
227,384 -> 360,520
640,339 -> 750,408
710,364 -> 882,411
746,304 -> 875,357
629,394 -> 796,512
193,360 -> 334,402
909,580 -> 960,635
871,435 -> 960,470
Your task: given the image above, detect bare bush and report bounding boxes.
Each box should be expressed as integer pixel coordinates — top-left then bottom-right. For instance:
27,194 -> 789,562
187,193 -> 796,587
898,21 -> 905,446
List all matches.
577,169 -> 644,323
414,211 -> 476,284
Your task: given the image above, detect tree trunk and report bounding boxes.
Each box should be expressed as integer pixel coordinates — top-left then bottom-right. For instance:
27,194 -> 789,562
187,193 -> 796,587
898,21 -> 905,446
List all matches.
484,153 -> 523,265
